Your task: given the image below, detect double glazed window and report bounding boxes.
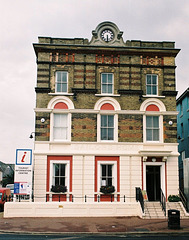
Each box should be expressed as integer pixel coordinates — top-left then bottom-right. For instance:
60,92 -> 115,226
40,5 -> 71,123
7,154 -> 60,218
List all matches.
53,114 -> 68,140
146,116 -> 159,141
101,164 -> 113,186
101,115 -> 114,140
56,71 -> 68,93
101,73 -> 113,94
53,163 -> 66,186
146,74 -> 158,95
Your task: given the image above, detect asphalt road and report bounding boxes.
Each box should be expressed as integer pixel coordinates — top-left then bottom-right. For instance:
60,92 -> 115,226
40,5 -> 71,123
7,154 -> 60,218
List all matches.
0,234 -> 189,240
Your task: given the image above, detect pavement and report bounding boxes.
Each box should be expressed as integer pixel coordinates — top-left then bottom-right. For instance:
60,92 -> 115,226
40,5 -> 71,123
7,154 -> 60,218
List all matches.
0,212 -> 189,234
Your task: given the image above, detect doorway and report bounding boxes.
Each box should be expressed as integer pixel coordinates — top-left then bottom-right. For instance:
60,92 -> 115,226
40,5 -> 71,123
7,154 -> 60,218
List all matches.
146,166 -> 161,201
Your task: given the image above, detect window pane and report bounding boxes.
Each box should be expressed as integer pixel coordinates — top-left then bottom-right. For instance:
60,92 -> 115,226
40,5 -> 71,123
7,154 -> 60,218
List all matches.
108,116 -> 114,127
60,164 -> 65,176
146,129 -> 152,141
152,86 -> 157,95
146,86 -> 151,95
146,75 -> 151,84
60,177 -> 65,186
152,75 -> 157,84
101,74 -> 107,83
108,84 -> 112,93
153,116 -> 159,128
62,72 -> 67,82
101,115 -> 107,127
101,128 -> 107,140
153,129 -> 159,141
108,74 -> 112,83
107,178 -> 112,186
55,177 -> 59,185
108,128 -> 114,140
102,165 -> 106,176
57,72 -> 61,82
108,165 -> 112,176
62,83 -> 67,92
146,116 -> 152,127
54,164 -> 59,176
102,84 -> 106,93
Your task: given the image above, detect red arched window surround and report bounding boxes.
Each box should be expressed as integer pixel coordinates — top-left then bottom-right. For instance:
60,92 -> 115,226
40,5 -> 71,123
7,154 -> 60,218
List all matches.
100,103 -> 114,110
54,102 -> 68,109
146,104 -> 159,111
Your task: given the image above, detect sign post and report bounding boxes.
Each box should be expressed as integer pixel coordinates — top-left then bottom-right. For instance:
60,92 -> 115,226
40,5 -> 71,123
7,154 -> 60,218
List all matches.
15,149 -> 33,201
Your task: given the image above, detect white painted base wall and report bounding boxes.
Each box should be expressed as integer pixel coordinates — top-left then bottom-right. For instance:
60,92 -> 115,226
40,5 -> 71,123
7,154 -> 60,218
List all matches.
4,202 -> 142,218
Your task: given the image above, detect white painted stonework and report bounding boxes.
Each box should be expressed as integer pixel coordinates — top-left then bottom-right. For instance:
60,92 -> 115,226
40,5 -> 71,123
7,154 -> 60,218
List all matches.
4,202 -> 142,218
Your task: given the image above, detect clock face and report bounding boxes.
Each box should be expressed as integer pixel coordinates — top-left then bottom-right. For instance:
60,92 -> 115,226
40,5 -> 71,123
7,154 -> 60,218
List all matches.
101,29 -> 114,42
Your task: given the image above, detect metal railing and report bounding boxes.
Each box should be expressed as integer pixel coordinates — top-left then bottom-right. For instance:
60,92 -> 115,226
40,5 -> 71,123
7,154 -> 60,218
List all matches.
179,188 -> 188,212
160,188 -> 166,216
135,187 -> 144,213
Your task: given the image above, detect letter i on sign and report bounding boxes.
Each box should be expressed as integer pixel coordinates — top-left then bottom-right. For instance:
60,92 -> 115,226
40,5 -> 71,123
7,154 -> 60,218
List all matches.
21,152 -> 27,163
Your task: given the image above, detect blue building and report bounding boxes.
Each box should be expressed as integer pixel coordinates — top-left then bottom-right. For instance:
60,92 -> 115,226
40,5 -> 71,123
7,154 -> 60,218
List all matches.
177,87 -> 189,190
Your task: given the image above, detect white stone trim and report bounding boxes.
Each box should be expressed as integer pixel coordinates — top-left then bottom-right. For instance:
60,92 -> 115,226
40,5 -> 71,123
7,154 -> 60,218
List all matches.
94,97 -> 121,111
47,96 -> 75,109
140,98 -> 166,112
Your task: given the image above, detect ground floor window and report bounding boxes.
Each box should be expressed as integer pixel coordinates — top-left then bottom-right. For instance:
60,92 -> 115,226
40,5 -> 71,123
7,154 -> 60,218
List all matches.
101,164 -> 113,186
53,163 -> 66,186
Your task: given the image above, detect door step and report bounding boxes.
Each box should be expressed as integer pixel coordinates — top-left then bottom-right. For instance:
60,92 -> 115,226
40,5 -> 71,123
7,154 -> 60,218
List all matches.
143,201 -> 189,219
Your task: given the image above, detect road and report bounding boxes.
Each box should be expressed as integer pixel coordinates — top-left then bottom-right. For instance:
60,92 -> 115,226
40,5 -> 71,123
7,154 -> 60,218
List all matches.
0,234 -> 189,240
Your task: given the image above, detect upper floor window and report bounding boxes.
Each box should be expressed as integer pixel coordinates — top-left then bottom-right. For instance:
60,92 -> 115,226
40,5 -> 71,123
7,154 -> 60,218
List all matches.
146,116 -> 159,141
101,115 -> 114,141
56,71 -> 68,93
101,73 -> 113,94
146,74 -> 158,96
53,114 -> 68,140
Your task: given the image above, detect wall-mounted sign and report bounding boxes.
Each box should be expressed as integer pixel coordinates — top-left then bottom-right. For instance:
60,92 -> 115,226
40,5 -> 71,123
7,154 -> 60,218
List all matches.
14,149 -> 33,195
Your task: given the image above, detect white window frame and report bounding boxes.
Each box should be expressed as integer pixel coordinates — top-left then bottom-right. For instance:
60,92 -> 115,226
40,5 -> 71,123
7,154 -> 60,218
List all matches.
50,160 -> 70,192
97,113 -> 118,142
146,74 -> 158,96
143,113 -> 163,143
50,111 -> 71,142
55,71 -> 68,93
101,73 -> 114,95
97,161 -> 117,192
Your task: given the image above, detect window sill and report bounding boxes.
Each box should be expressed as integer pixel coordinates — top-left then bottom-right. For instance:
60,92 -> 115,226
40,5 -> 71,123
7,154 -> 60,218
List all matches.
142,95 -> 165,99
95,94 -> 120,97
48,93 -> 74,96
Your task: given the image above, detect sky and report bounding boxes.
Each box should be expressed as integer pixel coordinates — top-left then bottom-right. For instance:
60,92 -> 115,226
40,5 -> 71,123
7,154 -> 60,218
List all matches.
0,0 -> 189,163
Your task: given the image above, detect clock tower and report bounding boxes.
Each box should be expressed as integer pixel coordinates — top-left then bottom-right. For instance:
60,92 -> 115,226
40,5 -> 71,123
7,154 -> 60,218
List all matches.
90,21 -> 125,46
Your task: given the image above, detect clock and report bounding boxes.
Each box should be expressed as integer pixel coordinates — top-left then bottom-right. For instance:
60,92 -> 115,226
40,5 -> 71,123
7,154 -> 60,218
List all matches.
101,29 -> 114,42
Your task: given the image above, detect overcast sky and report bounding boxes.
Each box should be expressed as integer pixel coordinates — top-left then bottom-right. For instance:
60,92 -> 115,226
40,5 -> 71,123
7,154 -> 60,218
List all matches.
0,0 -> 189,163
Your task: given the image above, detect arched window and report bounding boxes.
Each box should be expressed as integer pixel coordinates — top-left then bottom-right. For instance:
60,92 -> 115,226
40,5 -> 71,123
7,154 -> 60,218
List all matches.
48,97 -> 74,142
140,99 -> 165,143
94,97 -> 120,142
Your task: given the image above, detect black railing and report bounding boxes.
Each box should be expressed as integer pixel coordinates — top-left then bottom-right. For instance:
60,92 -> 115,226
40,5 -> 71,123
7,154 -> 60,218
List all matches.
179,188 -> 188,212
160,189 -> 166,216
136,187 -> 144,213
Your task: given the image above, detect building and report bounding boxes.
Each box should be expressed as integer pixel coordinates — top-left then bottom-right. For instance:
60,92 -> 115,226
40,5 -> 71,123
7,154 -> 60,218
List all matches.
177,88 -> 189,192
32,22 -> 180,210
